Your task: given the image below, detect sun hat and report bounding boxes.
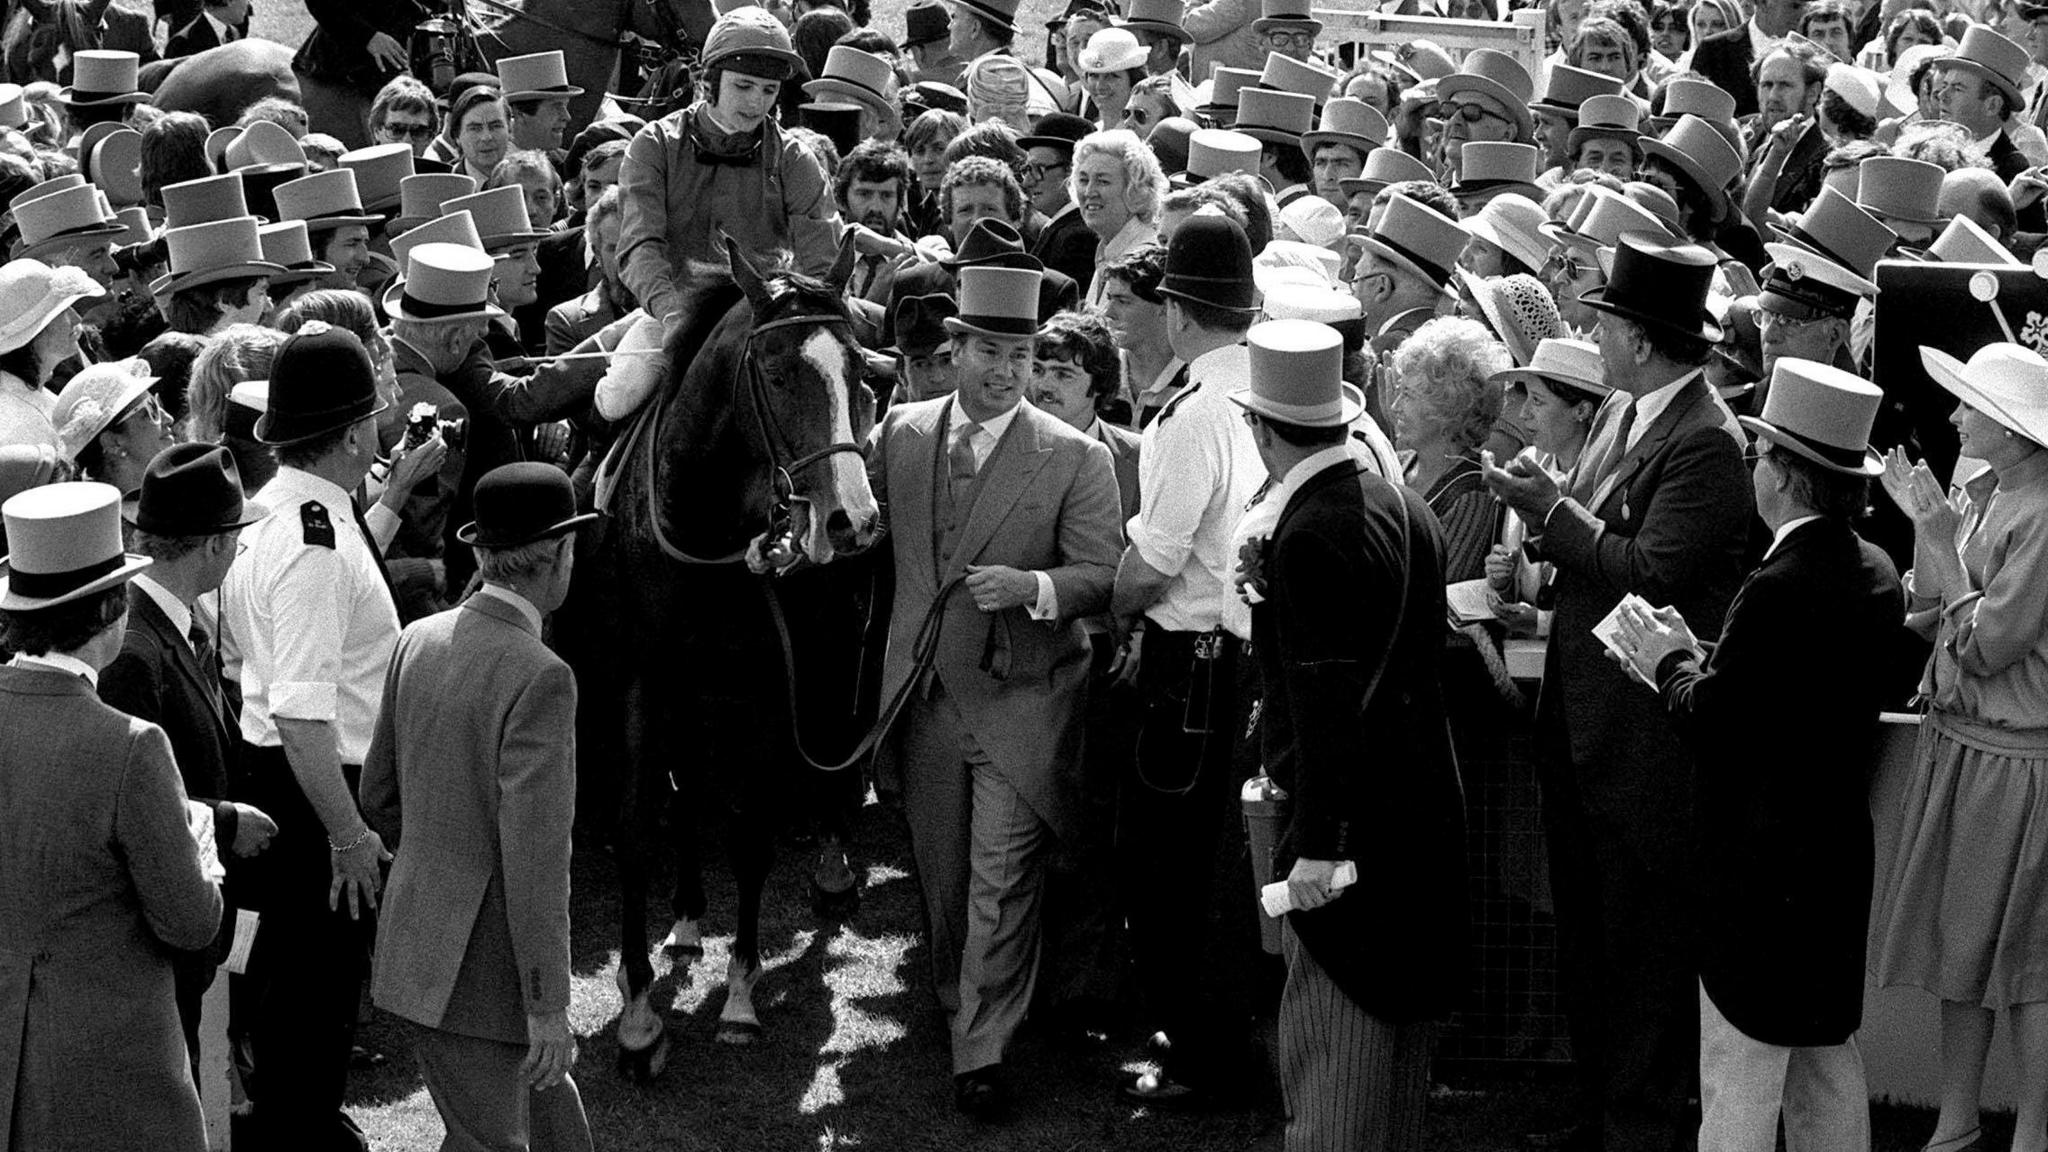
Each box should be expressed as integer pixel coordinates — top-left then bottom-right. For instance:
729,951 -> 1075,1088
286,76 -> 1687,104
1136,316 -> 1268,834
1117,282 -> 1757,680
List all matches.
1824,62 -> 1885,120
1566,93 -> 1644,156
943,265 -> 1042,337
1159,209 -> 1258,312
57,50 -> 146,107
1252,0 -> 1322,37
1078,28 -> 1149,74
457,462 -> 597,547
0,260 -> 103,354
159,173 -> 251,229
150,216 -> 287,296
1459,270 -> 1563,366
1229,318 -> 1361,427
258,221 -> 337,287
1300,97 -> 1387,159
339,142 -> 416,214
382,240 -> 505,325
1577,232 -> 1723,342
1739,357 -> 1885,476
1351,192 -> 1465,296
1335,146 -> 1434,198
1437,50 -> 1535,140
12,184 -> 124,260
701,5 -> 808,77
437,185 -> 547,250
804,44 -> 897,113
0,481 -> 151,610
1460,192 -> 1550,274
1927,213 -> 2021,265
497,50 -> 585,103
1919,342 -> 2048,446
1490,336 -> 1611,399
128,442 -> 266,536
1887,43 -> 1950,115
255,320 -> 388,446
51,359 -> 157,463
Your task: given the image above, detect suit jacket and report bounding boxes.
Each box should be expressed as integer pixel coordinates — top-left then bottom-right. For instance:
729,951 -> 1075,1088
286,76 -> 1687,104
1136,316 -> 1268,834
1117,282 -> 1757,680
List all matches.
1094,417 -> 1141,528
98,5 -> 160,63
880,258 -> 1080,348
361,593 -> 577,1043
1989,131 -> 2048,232
869,396 -> 1122,837
520,226 -> 592,354
1745,116 -> 1828,216
545,282 -> 624,356
1534,376 -> 1754,862
1655,517 -> 1902,1047
0,665 -> 219,1152
1031,203 -> 1097,297
1256,459 -> 1467,1024
165,13 -> 224,57
293,0 -> 427,95
1691,27 -> 1759,118
99,586 -> 241,851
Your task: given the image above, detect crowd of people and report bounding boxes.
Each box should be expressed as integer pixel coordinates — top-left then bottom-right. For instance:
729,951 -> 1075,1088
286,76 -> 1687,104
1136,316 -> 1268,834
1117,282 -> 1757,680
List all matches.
3,0 -> 2048,1148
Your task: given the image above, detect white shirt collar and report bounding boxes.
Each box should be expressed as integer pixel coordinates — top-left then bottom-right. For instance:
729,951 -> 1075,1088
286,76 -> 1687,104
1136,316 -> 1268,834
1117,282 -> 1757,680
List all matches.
1270,444 -> 1357,514
264,465 -> 357,520
204,9 -> 232,38
9,651 -> 97,687
1626,369 -> 1702,451
133,574 -> 194,650
475,583 -> 544,634
1765,514 -> 1821,560
947,396 -> 1023,443
1137,358 -> 1185,404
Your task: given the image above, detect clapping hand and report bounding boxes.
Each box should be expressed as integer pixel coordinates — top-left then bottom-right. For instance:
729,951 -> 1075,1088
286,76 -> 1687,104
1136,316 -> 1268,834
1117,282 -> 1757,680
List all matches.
1479,449 -> 1562,524
1610,599 -> 1699,683
1880,447 -> 1959,539
1483,542 -> 1515,591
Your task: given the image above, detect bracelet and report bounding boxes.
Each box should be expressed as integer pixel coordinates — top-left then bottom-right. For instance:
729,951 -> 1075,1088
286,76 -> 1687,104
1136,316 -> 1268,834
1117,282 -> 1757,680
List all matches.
328,826 -> 371,855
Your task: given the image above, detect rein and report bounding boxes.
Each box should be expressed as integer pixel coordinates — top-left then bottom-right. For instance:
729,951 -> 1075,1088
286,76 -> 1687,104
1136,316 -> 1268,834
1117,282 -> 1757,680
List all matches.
466,0 -> 628,50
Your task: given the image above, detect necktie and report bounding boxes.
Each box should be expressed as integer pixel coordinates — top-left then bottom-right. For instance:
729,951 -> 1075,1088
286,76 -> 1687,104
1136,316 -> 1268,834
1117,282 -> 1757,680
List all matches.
187,619 -> 225,714
855,253 -> 885,298
1569,398 -> 1635,505
350,500 -> 398,602
949,421 -> 982,481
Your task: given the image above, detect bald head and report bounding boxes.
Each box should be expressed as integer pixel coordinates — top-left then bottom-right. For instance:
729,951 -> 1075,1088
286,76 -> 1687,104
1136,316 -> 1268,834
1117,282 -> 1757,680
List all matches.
1939,167 -> 2016,242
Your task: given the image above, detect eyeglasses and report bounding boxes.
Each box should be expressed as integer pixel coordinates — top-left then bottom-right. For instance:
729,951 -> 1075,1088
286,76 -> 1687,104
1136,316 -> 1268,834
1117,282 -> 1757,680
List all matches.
1022,160 -> 1068,180
379,121 -> 437,140
1439,100 -> 1509,124
1262,29 -> 1317,46
1755,306 -> 1826,333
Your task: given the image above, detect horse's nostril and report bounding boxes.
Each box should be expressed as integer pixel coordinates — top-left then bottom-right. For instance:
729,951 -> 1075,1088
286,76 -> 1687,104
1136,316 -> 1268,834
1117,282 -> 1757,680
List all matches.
824,509 -> 853,539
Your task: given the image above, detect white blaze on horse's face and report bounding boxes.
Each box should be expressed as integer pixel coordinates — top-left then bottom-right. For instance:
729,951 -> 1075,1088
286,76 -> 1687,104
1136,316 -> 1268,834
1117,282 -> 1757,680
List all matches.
798,328 -> 880,563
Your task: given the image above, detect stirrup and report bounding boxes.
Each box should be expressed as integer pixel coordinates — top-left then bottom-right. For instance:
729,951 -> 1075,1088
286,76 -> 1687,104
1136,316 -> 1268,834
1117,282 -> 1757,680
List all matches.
1922,1128 -> 1982,1152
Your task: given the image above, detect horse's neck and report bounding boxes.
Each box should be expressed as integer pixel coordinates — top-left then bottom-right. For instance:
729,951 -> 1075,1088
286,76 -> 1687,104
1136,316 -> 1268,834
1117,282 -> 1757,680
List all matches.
658,303 -> 772,552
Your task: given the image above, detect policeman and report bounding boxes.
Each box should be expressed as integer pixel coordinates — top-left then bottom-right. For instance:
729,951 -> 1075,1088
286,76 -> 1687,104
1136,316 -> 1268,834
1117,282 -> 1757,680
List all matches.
219,321 -> 400,1152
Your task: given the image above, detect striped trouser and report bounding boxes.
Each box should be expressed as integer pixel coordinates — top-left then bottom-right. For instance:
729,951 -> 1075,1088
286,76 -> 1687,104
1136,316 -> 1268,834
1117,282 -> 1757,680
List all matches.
1278,923 -> 1437,1152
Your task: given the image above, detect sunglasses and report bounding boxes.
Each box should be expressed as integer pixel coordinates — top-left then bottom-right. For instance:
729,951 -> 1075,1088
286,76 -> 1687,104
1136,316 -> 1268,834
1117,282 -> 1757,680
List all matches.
1022,159 -> 1068,180
379,121 -> 437,140
1439,100 -> 1509,124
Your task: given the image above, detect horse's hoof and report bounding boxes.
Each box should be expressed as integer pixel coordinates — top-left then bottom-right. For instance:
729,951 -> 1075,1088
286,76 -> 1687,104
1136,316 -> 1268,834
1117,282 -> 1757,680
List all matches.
616,1029 -> 672,1083
810,881 -> 860,920
715,1019 -> 764,1046
660,918 -> 703,960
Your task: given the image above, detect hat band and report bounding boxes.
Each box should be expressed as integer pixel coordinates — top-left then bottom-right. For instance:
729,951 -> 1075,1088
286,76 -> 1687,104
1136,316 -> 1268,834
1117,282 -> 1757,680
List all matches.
1368,232 -> 1453,286
1764,421 -> 1871,470
8,552 -> 125,600
400,290 -> 488,317
23,219 -> 117,249
955,313 -> 1037,335
67,88 -> 138,102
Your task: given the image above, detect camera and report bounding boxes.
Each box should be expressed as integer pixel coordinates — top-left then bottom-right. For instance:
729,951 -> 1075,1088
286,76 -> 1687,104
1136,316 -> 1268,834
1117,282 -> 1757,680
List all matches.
404,402 -> 466,451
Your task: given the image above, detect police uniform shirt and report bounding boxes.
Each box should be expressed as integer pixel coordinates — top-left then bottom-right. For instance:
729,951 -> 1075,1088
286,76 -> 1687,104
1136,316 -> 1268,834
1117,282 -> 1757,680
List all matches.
1126,342 -> 1267,633
219,465 -> 399,765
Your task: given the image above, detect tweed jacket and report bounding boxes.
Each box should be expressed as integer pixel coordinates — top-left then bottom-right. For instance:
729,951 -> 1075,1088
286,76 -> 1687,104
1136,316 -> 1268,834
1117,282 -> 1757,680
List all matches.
0,664 -> 220,1152
362,592 -> 577,1043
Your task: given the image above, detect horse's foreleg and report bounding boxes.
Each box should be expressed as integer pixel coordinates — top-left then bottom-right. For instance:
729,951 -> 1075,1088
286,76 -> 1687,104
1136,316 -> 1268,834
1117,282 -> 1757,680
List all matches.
614,675 -> 670,1083
808,763 -> 863,919
715,800 -> 775,1045
660,766 -> 706,964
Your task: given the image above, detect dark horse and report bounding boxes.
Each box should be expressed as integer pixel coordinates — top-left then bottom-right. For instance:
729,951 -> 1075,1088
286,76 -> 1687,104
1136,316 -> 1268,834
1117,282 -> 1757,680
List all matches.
569,237 -> 881,1080
2,0 -> 296,123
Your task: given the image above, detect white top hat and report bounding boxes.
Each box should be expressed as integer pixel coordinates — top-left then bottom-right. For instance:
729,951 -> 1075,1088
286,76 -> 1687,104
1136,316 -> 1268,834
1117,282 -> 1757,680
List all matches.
1928,213 -> 2022,266
1182,128 -> 1262,181
160,173 -> 252,229
224,119 -> 308,172
390,210 -> 485,271
13,184 -> 123,259
383,240 -> 507,324
803,45 -> 896,112
0,481 -> 151,610
58,50 -> 145,107
497,50 -> 585,102
1231,318 -> 1361,427
943,265 -> 1041,338
150,216 -> 287,296
1739,357 -> 1884,476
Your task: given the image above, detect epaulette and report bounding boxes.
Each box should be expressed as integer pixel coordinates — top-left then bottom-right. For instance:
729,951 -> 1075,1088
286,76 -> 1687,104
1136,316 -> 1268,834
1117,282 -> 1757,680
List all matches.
301,501 -> 335,549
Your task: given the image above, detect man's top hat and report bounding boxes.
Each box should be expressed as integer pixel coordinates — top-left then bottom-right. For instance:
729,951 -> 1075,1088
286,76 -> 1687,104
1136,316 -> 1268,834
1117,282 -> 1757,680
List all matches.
1336,146 -> 1434,198
0,83 -> 25,130
1123,0 -> 1191,43
58,50 -> 146,107
1235,88 -> 1315,147
1258,51 -> 1339,105
1253,0 -> 1323,37
1740,358 -> 1884,476
942,218 -> 1041,270
274,169 -> 384,233
130,442 -> 266,537
238,162 -> 310,225
1176,128 -> 1262,187
0,481 -> 151,611
0,443 -> 61,508
0,260 -> 102,355
108,206 -> 152,249
13,184 -> 123,260
945,0 -> 1021,36
1437,50 -> 1535,139
255,320 -> 388,446
81,124 -> 143,208
1200,66 -> 1262,117
1928,213 -> 2021,265
223,120 -> 306,172
1540,185 -> 1670,250
457,462 -> 597,547
1159,209 -> 1258,312
1372,39 -> 1455,84
438,186 -> 547,251
1300,98 -> 1388,160
943,265 -> 1042,338
258,221 -> 337,286
1920,342 -> 2048,447
1020,112 -> 1095,154
382,240 -> 505,326
391,172 -> 478,234
151,216 -> 286,296
1229,318 -> 1360,428
1769,185 -> 1896,279
1450,141 -> 1540,198
800,102 -> 863,157
339,143 -> 416,213
903,2 -> 951,48
1491,337 -> 1612,400
1532,63 -> 1624,118
1567,93 -> 1643,156
1943,24 -> 2028,106
1351,192 -> 1466,294
389,210 -> 485,271
1578,232 -> 1723,342
160,173 -> 250,229
804,45 -> 897,114
890,292 -> 958,355
1650,76 -> 1737,131
10,174 -> 82,215
1855,154 -> 1943,227
1760,241 -> 1876,322
497,50 -> 585,103
1640,114 -> 1742,225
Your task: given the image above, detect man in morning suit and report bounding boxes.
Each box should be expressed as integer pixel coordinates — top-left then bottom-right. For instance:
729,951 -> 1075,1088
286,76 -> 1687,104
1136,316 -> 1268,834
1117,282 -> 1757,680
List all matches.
1482,233 -> 1754,1152
1933,27 -> 2048,231
882,217 -> 1081,349
1688,0 -> 1806,119
1233,318 -> 1467,1152
867,262 -> 1123,1119
362,463 -> 594,1151
99,443 -> 276,1082
1614,359 -> 1902,1151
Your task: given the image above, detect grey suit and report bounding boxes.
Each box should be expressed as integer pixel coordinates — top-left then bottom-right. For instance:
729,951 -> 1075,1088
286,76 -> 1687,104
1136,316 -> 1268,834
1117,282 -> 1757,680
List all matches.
361,592 -> 591,1152
869,396 -> 1122,1074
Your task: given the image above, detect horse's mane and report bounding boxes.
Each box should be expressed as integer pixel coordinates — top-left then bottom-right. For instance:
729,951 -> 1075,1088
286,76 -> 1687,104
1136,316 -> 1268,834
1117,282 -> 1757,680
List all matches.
664,256 -> 851,382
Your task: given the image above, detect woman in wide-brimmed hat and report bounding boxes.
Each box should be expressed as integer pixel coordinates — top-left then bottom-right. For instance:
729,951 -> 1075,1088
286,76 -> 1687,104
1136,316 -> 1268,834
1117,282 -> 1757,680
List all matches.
51,358 -> 173,496
1077,28 -> 1150,130
1873,341 -> 2048,1152
1482,336 -> 1611,634
0,259 -> 105,456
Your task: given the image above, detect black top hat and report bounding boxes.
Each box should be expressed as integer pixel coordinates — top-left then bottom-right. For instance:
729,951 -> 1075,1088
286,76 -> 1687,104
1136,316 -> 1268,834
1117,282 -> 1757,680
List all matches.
1019,112 -> 1095,153
800,102 -> 863,158
130,442 -> 266,537
457,462 -> 597,547
904,1 -> 951,47
1577,231 -> 1723,342
254,321 -> 390,446
1159,211 -> 1257,313
890,292 -> 958,354
942,218 -> 1043,270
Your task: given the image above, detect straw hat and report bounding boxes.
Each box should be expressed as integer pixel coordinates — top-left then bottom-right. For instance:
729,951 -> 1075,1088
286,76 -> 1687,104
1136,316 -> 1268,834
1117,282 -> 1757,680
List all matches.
1460,192 -> 1550,273
12,184 -> 123,260
0,261 -> 103,354
0,481 -> 151,610
1640,114 -> 1743,225
390,172 -> 478,235
1578,232 -> 1723,342
51,359 -> 157,462
339,143 -> 416,213
1350,192 -> 1465,295
1229,318 -> 1361,428
151,216 -> 287,296
258,221 -> 337,286
1927,213 -> 2021,265
160,173 -> 251,230
1459,270 -> 1563,367
1300,97 -> 1388,159
382,240 -> 506,325
1077,28 -> 1148,74
457,462 -> 597,547
1235,87 -> 1315,147
1336,146 -> 1433,198
1490,336 -> 1611,399
803,45 -> 897,113
1437,50 -> 1535,140
256,321 -> 389,445
943,265 -> 1042,337
1824,62 -> 1885,120
1252,0 -> 1322,37
1566,93 -> 1643,156
1739,357 -> 1884,476
437,185 -> 547,251
57,50 -> 146,107
497,50 -> 585,103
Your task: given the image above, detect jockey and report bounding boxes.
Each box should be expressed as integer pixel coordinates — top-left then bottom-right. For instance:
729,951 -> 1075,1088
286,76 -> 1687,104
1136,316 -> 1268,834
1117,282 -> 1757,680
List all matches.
615,5 -> 845,336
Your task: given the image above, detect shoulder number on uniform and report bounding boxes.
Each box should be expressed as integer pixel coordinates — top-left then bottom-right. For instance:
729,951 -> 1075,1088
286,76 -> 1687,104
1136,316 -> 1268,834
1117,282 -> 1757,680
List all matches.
301,501 -> 335,549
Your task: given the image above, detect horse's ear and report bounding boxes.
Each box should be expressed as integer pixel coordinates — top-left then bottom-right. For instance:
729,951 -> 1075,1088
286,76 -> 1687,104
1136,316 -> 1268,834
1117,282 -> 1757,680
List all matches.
18,0 -> 52,23
823,229 -> 858,296
724,233 -> 769,306
83,0 -> 115,27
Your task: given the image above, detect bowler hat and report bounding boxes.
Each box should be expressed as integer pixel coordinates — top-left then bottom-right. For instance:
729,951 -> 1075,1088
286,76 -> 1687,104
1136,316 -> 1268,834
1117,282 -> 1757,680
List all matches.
457,462 -> 596,547
57,50 -> 146,107
150,216 -> 286,296
159,173 -> 251,229
0,482 -> 151,610
1577,232 -> 1723,342
1159,210 -> 1257,312
498,50 -> 585,103
12,184 -> 123,260
941,217 -> 1041,270
1739,358 -> 1884,476
1019,112 -> 1094,153
890,292 -> 957,355
903,2 -> 951,48
382,240 -> 506,325
1122,0 -> 1190,43
1350,192 -> 1464,294
1229,318 -> 1361,427
274,168 -> 385,232
258,221 -> 337,287
1147,117 -> 1197,174
255,320 -> 388,446
1300,97 -> 1387,160
944,265 -> 1042,337
130,442 -> 267,536
339,143 -> 416,213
